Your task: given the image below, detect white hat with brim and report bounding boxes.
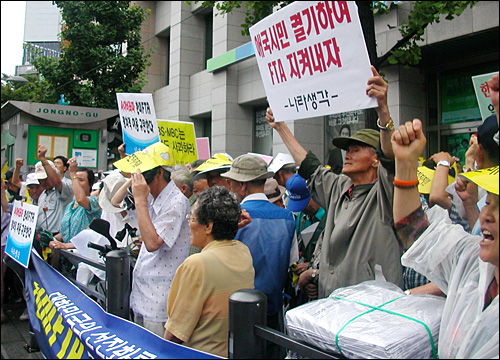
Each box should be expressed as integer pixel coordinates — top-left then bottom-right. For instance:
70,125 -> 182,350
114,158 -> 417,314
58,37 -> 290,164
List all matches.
98,173 -> 128,213
25,173 -> 40,186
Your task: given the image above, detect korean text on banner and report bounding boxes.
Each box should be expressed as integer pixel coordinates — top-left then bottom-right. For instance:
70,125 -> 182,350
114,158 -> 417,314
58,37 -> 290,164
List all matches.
5,200 -> 39,268
249,1 -> 377,122
157,120 -> 198,165
116,93 -> 160,153
24,249 -> 222,359
472,71 -> 499,121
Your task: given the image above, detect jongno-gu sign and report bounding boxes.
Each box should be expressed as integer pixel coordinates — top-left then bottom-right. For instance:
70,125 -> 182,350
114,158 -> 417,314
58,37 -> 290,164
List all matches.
249,1 -> 377,122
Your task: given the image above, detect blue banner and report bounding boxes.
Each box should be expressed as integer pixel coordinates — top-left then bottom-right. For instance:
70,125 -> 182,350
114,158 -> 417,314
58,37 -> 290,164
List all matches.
24,250 -> 222,359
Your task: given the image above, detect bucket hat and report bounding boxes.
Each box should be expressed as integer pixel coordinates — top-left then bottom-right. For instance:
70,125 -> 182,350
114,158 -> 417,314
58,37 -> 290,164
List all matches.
98,173 -> 128,213
332,128 -> 380,150
221,154 -> 274,182
264,178 -> 285,203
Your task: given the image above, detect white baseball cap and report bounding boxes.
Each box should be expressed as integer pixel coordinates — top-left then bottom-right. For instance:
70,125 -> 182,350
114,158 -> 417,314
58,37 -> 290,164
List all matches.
268,153 -> 296,173
25,173 -> 40,186
34,160 -> 58,180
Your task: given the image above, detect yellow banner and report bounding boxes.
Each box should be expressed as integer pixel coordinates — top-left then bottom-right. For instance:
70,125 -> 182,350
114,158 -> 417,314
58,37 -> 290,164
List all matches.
1,161 -> 8,181
157,120 -> 198,165
113,142 -> 175,174
460,166 -> 499,195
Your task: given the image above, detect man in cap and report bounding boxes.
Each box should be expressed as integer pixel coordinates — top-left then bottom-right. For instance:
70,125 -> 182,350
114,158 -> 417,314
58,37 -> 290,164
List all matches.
25,173 -> 43,206
268,153 -> 296,208
35,145 -> 74,235
221,153 -> 297,357
113,142 -> 190,337
286,174 -> 326,305
266,66 -> 404,299
264,178 -> 286,208
191,153 -> 233,189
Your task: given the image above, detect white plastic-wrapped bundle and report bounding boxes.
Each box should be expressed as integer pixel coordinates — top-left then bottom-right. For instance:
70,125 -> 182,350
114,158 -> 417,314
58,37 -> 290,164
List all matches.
285,281 -> 445,359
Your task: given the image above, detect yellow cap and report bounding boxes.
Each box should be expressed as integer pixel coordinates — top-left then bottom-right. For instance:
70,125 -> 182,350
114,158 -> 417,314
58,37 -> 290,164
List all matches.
459,166 -> 499,195
416,162 -> 458,194
113,142 -> 175,173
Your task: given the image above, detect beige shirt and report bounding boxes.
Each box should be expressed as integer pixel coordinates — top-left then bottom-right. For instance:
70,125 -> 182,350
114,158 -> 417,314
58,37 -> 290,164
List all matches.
165,240 -> 254,357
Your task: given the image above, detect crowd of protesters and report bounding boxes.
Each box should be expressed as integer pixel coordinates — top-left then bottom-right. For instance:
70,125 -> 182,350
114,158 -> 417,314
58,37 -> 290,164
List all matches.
1,71 -> 498,358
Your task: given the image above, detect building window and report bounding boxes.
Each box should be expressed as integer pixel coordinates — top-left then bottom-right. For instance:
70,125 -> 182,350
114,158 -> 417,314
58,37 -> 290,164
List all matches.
253,107 -> 272,155
204,11 -> 213,69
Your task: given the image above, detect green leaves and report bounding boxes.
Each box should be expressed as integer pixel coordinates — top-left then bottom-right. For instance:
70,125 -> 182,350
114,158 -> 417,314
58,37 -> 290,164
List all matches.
30,1 -> 151,109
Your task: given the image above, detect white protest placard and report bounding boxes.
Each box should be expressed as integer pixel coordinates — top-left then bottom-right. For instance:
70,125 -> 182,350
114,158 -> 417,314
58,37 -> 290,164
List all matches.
5,200 -> 39,268
157,120 -> 198,165
116,93 -> 160,153
249,1 -> 377,122
472,71 -> 499,121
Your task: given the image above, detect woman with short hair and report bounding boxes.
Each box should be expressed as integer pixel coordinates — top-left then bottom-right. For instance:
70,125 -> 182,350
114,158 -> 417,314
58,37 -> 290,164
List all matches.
164,186 -> 254,357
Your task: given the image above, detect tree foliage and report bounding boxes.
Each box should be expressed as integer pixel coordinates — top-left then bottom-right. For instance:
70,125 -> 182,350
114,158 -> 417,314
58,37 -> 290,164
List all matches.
194,1 -> 477,68
31,1 -> 151,109
1,74 -> 58,106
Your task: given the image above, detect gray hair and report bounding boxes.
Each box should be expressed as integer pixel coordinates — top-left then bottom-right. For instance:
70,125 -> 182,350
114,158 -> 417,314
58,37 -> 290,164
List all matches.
195,186 -> 241,240
171,164 -> 193,192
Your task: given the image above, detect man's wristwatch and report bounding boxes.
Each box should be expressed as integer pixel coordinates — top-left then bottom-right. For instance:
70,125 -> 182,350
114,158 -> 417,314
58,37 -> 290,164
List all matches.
377,117 -> 395,131
436,160 -> 451,168
311,269 -> 318,278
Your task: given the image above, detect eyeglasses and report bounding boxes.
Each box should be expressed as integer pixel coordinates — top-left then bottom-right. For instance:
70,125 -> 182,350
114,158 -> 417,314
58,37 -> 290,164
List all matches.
185,214 -> 197,222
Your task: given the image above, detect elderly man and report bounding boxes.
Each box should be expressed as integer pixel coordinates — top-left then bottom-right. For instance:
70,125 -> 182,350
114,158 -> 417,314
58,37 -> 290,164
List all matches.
221,153 -> 297,358
114,142 -> 191,337
266,66 -> 404,300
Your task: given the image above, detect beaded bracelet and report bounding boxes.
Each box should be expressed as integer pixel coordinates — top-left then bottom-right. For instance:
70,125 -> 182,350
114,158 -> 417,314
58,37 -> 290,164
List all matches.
393,177 -> 419,188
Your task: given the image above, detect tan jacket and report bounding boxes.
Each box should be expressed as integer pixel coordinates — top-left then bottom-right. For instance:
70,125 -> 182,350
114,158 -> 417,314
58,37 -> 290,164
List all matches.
299,151 -> 403,298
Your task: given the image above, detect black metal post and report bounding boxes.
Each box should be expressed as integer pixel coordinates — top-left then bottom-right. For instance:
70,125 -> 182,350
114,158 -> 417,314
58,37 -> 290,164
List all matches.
105,249 -> 130,319
228,289 -> 267,359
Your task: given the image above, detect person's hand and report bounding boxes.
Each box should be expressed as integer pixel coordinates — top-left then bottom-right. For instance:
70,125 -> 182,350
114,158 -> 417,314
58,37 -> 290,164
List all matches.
15,158 -> 23,169
68,158 -> 78,174
295,262 -> 310,275
131,169 -> 150,202
464,134 -> 478,170
455,176 -> 478,206
430,151 -> 454,166
487,73 -> 499,123
238,209 -> 252,229
265,106 -> 278,130
298,269 -> 319,299
37,145 -> 48,160
118,143 -> 127,159
391,119 -> 426,163
49,240 -> 71,250
366,65 -> 389,118
0,179 -> 7,191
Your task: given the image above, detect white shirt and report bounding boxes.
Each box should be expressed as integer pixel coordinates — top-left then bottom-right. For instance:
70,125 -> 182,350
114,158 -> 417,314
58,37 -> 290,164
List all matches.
402,206 -> 498,358
129,180 -> 191,322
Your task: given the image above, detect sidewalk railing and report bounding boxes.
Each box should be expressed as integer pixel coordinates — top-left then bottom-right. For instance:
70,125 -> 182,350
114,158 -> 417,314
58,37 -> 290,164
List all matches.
56,247 -> 131,320
229,289 -> 344,359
